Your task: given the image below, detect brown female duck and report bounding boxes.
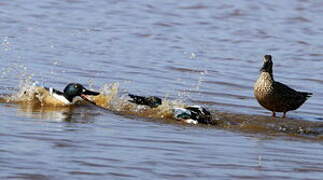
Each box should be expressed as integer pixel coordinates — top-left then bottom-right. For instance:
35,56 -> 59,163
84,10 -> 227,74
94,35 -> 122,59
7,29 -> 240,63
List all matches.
254,55 -> 312,118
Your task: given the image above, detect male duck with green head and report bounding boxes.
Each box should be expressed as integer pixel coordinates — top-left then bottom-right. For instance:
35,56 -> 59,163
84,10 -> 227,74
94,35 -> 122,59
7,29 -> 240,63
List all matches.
34,83 -> 100,106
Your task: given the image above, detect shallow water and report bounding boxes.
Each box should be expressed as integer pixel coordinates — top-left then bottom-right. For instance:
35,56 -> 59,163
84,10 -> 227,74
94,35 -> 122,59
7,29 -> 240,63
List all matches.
1,0 -> 323,179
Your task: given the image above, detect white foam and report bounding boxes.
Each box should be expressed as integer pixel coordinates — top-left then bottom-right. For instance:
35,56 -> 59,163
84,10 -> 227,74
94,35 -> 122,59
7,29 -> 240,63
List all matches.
184,119 -> 198,125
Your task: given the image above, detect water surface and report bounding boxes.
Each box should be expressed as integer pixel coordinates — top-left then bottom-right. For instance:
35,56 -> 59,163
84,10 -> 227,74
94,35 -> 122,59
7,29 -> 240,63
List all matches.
1,0 -> 323,179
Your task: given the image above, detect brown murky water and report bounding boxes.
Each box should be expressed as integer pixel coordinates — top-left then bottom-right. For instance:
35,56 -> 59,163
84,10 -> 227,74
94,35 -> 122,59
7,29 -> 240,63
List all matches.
1,0 -> 323,179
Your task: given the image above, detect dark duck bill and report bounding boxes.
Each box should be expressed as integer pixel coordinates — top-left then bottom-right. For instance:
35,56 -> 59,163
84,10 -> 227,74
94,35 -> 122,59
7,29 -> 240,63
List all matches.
260,55 -> 273,73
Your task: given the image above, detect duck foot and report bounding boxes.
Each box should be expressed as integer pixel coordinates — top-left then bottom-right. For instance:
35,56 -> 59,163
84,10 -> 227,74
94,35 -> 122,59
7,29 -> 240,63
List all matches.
272,112 -> 276,117
282,112 -> 286,118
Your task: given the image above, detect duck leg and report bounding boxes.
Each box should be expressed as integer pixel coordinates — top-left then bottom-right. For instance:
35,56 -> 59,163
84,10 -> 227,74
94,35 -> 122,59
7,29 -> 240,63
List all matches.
272,112 -> 276,117
282,112 -> 286,118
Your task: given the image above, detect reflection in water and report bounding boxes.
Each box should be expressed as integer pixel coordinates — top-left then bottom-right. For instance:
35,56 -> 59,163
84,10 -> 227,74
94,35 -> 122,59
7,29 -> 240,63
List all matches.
18,102 -> 104,123
16,101 -> 74,122
1,0 -> 323,179
7,99 -> 101,123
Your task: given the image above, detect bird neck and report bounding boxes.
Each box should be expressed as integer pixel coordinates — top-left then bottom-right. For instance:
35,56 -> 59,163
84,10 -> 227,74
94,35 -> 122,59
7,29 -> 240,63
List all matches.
256,71 -> 274,89
63,93 -> 75,103
260,71 -> 274,82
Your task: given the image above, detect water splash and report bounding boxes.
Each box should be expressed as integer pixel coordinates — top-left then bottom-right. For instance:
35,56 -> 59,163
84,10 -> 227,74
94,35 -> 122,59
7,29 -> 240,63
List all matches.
89,82 -> 186,120
2,70 -> 323,139
0,64 -> 36,103
0,75 -> 187,122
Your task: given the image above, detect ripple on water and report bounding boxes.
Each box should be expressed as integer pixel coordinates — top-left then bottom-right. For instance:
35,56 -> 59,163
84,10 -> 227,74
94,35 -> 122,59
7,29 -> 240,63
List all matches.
1,0 -> 323,179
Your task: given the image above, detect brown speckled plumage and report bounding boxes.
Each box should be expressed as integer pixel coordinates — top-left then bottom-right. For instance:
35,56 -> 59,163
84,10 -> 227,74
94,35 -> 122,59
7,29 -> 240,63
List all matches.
254,55 -> 312,118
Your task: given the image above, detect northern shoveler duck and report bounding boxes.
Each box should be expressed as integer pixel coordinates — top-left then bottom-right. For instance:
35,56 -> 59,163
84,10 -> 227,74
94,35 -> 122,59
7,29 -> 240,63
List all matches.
254,55 -> 312,118
128,94 -> 212,124
33,83 -> 100,106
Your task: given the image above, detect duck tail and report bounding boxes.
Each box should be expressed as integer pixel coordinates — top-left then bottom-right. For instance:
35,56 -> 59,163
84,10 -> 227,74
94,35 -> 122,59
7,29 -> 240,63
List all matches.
300,92 -> 312,99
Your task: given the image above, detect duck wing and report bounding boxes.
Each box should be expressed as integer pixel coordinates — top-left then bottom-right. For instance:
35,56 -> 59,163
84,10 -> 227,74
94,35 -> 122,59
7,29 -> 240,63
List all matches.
173,108 -> 192,119
128,94 -> 147,105
184,106 -> 212,124
273,82 -> 311,98
128,94 -> 162,108
273,81 -> 312,110
273,81 -> 297,94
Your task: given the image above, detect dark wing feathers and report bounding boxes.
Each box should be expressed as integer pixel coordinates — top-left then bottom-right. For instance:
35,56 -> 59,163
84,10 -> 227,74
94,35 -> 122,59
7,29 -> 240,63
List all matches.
273,82 -> 311,98
184,106 -> 212,124
273,81 -> 312,110
128,94 -> 146,104
128,94 -> 162,108
273,82 -> 298,95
